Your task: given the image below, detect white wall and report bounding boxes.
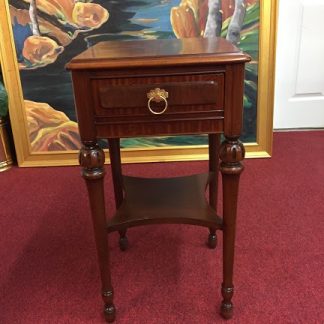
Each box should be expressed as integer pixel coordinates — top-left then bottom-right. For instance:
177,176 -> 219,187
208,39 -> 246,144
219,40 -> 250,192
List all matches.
274,0 -> 324,129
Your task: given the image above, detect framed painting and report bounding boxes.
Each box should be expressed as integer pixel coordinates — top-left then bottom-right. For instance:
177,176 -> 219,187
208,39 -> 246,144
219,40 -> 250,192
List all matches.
0,0 -> 277,167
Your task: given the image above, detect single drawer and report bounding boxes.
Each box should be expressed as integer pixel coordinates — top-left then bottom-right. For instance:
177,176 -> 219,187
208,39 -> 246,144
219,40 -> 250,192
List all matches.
91,73 -> 224,119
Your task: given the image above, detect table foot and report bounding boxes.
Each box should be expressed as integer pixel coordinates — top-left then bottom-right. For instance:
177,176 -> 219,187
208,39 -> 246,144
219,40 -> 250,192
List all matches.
207,232 -> 217,249
119,235 -> 129,251
220,285 -> 234,319
103,290 -> 116,322
220,302 -> 233,319
104,304 -> 116,322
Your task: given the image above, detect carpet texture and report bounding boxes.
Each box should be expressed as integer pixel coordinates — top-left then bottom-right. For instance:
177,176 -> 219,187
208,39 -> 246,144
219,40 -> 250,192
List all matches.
0,131 -> 323,323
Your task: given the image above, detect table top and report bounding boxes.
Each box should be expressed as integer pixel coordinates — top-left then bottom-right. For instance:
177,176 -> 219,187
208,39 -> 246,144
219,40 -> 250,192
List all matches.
67,37 -> 250,70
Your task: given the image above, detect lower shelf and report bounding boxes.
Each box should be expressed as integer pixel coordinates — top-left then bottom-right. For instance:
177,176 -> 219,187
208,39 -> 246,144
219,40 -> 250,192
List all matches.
107,173 -> 223,232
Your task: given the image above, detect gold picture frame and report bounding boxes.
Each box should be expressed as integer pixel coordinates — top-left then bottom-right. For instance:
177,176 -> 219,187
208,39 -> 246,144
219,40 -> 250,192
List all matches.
0,0 -> 277,167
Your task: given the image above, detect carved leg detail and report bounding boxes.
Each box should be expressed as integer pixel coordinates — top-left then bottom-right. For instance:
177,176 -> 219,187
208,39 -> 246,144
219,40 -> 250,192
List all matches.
219,137 -> 245,320
79,142 -> 116,322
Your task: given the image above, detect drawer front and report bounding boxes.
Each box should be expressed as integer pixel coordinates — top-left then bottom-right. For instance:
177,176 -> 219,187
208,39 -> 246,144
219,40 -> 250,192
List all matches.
91,73 -> 224,137
92,73 -> 224,118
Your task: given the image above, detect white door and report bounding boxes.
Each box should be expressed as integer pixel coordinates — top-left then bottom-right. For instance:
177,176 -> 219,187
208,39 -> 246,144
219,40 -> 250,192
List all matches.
274,0 -> 324,129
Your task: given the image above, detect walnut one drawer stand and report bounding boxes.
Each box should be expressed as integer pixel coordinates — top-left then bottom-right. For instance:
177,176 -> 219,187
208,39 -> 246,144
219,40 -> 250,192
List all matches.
67,37 -> 250,322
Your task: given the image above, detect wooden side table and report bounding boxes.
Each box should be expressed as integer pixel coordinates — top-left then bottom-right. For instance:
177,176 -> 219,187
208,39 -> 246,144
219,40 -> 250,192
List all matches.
67,37 -> 250,322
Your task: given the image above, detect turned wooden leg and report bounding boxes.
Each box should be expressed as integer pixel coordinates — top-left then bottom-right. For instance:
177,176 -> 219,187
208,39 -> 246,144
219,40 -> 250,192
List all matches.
208,133 -> 221,249
79,142 -> 116,322
108,138 -> 128,251
219,137 -> 245,319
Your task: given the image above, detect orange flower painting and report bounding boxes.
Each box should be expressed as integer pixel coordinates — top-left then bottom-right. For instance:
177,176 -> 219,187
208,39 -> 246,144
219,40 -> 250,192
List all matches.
10,0 -> 109,151
21,35 -> 64,69
10,0 -> 260,152
25,100 -> 80,151
11,0 -> 109,69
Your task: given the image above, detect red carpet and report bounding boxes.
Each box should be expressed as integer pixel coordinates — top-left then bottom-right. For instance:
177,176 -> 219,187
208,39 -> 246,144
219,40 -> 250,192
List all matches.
0,131 -> 323,323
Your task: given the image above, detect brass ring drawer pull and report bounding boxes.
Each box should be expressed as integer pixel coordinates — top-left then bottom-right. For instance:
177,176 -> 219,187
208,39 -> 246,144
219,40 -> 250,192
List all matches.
147,88 -> 169,115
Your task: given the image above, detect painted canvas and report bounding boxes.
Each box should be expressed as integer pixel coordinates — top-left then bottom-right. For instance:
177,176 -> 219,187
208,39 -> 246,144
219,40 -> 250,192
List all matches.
9,0 -> 259,152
